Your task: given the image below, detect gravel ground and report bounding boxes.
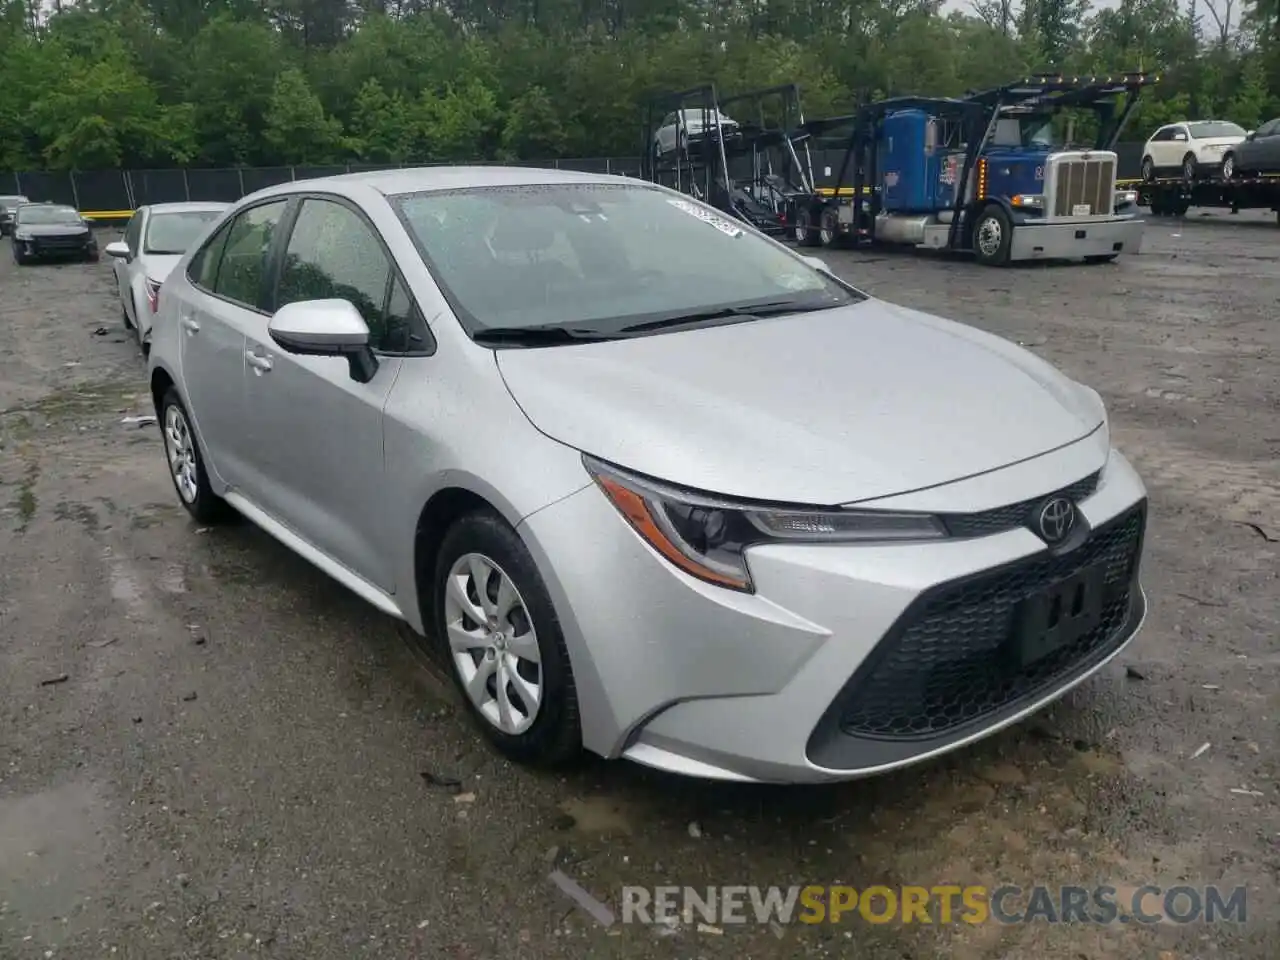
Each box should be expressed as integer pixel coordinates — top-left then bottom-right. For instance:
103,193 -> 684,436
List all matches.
1,213 -> 1277,960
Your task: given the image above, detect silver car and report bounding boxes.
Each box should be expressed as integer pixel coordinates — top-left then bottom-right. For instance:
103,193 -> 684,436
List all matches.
105,202 -> 228,350
146,167 -> 1149,784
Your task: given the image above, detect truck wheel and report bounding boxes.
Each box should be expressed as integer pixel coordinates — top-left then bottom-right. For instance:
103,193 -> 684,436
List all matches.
1141,156 -> 1155,182
1181,154 -> 1198,182
972,205 -> 1012,266
1222,152 -> 1235,180
818,207 -> 840,248
794,208 -> 820,247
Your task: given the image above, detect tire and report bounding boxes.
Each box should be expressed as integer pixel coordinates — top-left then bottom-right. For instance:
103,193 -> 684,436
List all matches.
1222,152 -> 1235,181
793,207 -> 819,247
972,204 -> 1012,266
1085,255 -> 1118,264
433,509 -> 582,768
1182,153 -> 1198,182
159,388 -> 232,525
121,296 -> 134,330
818,206 -> 840,248
1141,156 -> 1155,182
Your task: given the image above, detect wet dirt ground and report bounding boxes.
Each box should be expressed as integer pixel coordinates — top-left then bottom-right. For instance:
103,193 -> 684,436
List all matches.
1,213 -> 1277,960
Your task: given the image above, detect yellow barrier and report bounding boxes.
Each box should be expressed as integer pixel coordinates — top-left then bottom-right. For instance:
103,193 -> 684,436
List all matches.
82,211 -> 134,220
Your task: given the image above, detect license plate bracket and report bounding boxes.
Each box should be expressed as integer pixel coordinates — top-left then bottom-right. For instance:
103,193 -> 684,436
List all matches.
1008,564 -> 1107,667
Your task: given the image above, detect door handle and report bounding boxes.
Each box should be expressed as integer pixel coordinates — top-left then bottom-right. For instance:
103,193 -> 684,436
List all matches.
245,350 -> 273,374
180,314 -> 200,334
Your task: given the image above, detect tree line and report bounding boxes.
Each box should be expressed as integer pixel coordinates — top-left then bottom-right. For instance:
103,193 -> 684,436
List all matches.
0,0 -> 1277,172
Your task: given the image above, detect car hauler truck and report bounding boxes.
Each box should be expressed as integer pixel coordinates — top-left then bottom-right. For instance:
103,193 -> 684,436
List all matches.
791,73 -> 1157,265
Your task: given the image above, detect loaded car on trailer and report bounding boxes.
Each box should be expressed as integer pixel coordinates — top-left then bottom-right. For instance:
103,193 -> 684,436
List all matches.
0,194 -> 30,236
791,73 -> 1155,265
10,201 -> 99,265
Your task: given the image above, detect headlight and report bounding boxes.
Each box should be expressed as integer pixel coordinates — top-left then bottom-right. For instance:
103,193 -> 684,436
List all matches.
583,455 -> 947,592
1115,190 -> 1137,207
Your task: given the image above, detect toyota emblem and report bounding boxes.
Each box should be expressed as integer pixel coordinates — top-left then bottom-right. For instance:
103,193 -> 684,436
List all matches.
1036,497 -> 1077,544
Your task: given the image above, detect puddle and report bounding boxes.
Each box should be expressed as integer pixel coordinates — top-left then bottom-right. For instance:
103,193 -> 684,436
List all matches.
0,779 -> 111,925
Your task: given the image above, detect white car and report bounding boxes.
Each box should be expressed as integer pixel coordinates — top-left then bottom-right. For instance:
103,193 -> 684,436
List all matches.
105,202 -> 228,351
653,107 -> 741,157
1140,120 -> 1247,181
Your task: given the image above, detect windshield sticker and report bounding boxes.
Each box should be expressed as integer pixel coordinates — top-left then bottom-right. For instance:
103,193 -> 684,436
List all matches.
667,198 -> 743,237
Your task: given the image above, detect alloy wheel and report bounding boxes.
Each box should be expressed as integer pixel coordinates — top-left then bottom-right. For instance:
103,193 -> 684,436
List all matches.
443,552 -> 542,735
163,404 -> 199,504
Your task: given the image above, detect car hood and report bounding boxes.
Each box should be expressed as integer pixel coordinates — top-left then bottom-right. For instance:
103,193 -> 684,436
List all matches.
17,224 -> 89,237
138,254 -> 183,283
495,300 -> 1105,505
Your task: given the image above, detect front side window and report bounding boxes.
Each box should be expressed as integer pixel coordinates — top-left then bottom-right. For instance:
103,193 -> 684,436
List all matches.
275,198 -> 396,349
144,210 -> 222,255
211,200 -> 288,309
16,205 -> 82,226
392,183 -> 857,341
1187,121 -> 1244,139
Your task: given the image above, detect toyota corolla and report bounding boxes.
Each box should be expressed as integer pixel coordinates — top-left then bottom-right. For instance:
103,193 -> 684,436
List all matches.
146,167 -> 1148,784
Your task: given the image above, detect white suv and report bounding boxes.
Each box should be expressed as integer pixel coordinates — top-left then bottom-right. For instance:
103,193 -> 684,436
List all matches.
1141,120 -> 1247,181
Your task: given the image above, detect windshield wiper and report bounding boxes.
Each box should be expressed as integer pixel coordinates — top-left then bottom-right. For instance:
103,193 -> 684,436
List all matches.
471,324 -> 619,346
616,299 -> 835,335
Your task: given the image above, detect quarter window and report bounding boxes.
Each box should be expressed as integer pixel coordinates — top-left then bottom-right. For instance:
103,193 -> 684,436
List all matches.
188,220 -> 232,291
276,198 -> 398,350
211,200 -> 289,309
123,212 -> 143,254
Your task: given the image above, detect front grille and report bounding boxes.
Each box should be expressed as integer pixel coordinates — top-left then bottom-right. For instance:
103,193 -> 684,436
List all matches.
941,470 -> 1100,539
1051,156 -> 1116,217
34,234 -> 89,251
835,503 -> 1144,740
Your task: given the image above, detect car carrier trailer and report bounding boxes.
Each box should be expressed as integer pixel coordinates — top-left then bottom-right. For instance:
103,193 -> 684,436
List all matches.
789,73 -> 1157,265
640,83 -> 813,236
1136,173 -> 1280,222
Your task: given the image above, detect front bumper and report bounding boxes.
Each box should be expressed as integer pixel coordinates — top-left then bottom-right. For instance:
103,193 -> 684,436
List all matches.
1010,217 -> 1144,261
519,443 -> 1149,784
14,234 -> 98,260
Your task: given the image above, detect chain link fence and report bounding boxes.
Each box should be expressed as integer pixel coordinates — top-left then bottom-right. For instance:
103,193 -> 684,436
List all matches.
2,144 -> 1144,217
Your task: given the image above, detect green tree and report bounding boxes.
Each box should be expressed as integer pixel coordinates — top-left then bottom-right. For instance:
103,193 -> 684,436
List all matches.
263,67 -> 345,164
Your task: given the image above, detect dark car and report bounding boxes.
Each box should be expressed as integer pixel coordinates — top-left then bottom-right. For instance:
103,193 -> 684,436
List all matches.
11,202 -> 99,265
1224,118 -> 1280,179
0,194 -> 29,236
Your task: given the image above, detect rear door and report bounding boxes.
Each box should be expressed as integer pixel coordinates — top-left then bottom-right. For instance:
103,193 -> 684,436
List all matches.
240,194 -> 424,590
177,198 -> 291,491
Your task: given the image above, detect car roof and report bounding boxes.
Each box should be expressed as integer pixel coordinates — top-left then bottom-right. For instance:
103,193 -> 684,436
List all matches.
16,201 -> 76,212
242,165 -> 642,204
143,201 -> 230,214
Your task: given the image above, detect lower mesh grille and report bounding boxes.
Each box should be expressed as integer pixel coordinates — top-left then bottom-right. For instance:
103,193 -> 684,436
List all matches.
835,503 -> 1144,740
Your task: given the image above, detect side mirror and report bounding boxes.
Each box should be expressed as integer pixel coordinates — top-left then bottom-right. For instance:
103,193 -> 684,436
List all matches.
268,299 -> 379,383
801,255 -> 832,274
104,241 -> 130,259
1246,131 -> 1256,140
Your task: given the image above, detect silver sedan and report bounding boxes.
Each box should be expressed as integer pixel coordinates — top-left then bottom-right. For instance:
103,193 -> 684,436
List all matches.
145,167 -> 1149,784
105,202 -> 227,351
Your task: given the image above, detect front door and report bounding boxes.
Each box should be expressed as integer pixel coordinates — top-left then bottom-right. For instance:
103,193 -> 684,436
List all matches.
240,195 -> 412,591
114,210 -> 144,324
177,198 -> 290,491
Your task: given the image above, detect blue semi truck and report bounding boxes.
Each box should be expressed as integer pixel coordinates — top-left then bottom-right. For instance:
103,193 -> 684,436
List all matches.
790,73 -> 1156,265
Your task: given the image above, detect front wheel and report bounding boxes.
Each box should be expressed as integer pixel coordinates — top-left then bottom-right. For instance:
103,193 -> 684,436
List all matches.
1141,156 -> 1155,182
1182,153 -> 1198,182
159,388 -> 232,525
433,510 -> 582,768
972,205 -> 1012,266
818,206 -> 840,248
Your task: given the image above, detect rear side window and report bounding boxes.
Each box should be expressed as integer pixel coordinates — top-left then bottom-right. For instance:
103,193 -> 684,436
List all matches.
211,200 -> 289,309
188,219 -> 233,291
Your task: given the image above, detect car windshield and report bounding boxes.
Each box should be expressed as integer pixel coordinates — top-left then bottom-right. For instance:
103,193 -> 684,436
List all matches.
392,183 -> 858,340
1188,121 -> 1245,138
17,205 -> 81,225
144,210 -> 222,254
